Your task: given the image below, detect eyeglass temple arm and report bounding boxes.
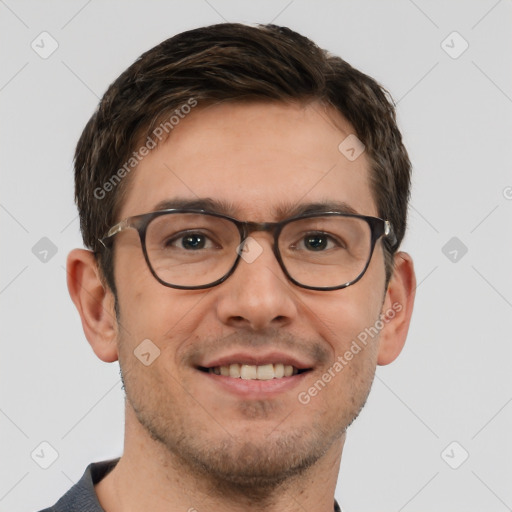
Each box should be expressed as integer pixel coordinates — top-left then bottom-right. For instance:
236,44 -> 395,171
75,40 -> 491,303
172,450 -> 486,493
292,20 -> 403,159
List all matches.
384,220 -> 397,248
98,218 -> 131,249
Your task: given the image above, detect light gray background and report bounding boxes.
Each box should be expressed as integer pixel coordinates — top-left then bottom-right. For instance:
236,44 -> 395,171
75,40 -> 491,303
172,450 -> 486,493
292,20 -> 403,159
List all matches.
1,1 -> 511,510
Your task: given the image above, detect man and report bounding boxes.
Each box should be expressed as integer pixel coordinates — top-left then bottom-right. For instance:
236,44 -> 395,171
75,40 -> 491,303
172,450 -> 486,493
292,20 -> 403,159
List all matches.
40,22 -> 415,511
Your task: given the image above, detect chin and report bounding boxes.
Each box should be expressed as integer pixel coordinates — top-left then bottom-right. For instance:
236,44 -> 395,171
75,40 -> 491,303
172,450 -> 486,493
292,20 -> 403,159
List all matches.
148,405 -> 343,496
170,424 -> 340,494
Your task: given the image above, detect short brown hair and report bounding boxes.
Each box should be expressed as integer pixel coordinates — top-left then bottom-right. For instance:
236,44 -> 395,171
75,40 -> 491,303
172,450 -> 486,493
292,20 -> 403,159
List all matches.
74,23 -> 411,294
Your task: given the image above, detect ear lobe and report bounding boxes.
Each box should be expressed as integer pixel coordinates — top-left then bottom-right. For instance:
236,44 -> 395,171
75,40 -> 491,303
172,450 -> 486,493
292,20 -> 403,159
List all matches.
377,251 -> 416,366
66,249 -> 119,363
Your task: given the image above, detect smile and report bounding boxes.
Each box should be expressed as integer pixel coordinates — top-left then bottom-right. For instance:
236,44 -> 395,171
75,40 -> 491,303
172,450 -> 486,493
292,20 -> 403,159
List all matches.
201,363 -> 307,380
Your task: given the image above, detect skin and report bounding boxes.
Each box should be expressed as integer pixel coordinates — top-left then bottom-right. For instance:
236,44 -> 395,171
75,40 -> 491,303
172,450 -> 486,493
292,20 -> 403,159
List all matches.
67,101 -> 416,512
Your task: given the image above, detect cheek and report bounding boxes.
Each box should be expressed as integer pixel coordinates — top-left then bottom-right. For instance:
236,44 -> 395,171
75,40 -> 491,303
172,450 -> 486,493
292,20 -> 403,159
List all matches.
114,261 -> 214,373
306,286 -> 384,355
299,275 -> 384,408
114,242 -> 174,338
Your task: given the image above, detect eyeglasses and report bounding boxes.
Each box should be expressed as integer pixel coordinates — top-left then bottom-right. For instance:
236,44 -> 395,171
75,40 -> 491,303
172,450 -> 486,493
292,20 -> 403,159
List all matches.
99,209 -> 396,291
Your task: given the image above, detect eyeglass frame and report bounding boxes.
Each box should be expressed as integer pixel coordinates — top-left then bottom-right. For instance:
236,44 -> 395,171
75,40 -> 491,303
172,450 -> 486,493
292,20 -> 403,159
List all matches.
98,208 -> 396,291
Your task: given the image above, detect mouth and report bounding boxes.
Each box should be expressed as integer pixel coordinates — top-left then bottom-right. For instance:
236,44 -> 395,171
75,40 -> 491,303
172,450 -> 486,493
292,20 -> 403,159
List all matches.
195,351 -> 315,398
198,363 -> 310,380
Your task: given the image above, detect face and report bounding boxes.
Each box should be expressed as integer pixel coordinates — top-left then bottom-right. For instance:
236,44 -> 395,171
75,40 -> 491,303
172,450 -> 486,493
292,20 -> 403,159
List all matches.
112,101 -> 389,489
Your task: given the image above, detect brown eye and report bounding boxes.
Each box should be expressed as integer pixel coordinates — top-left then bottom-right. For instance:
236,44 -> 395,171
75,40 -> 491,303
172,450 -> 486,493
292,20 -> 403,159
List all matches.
179,233 -> 207,250
304,234 -> 328,251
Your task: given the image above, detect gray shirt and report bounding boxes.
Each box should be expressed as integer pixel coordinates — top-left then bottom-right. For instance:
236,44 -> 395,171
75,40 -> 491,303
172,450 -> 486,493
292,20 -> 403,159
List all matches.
37,458 -> 342,511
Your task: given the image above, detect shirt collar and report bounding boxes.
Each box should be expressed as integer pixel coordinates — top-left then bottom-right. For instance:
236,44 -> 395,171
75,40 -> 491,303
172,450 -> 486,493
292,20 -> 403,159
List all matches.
46,458 -> 342,512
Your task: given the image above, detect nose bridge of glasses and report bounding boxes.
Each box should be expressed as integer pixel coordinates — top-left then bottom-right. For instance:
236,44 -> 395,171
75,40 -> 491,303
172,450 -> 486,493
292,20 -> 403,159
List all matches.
242,220 -> 280,234
234,220 -> 284,269
239,220 -> 281,249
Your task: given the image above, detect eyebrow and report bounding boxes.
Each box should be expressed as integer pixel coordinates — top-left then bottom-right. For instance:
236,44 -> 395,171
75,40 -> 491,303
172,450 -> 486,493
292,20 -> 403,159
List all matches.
152,197 -> 359,219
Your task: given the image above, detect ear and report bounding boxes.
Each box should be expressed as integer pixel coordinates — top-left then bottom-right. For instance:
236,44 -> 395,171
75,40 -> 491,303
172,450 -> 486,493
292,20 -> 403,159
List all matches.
377,251 -> 416,366
66,249 -> 119,363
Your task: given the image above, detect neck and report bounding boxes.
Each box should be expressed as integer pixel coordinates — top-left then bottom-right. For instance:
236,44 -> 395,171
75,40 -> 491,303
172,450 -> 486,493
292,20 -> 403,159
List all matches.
95,405 -> 344,512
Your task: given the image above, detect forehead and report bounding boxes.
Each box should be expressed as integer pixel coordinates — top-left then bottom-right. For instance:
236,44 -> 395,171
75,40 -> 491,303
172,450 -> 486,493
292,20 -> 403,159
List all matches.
119,101 -> 377,220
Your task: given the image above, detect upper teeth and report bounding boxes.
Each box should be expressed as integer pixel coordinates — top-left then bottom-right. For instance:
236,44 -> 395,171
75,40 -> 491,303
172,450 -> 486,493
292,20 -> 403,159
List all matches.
209,363 -> 297,380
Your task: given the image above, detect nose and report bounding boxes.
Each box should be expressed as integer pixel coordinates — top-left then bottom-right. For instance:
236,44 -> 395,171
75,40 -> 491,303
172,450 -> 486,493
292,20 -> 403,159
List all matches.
214,235 -> 298,331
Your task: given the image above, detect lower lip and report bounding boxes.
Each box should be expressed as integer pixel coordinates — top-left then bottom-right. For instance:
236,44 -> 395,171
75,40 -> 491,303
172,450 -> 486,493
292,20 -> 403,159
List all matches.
198,370 -> 310,398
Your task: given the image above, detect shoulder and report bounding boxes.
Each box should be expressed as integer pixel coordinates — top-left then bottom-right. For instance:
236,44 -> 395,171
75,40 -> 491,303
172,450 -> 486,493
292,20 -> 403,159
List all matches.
34,458 -> 119,512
